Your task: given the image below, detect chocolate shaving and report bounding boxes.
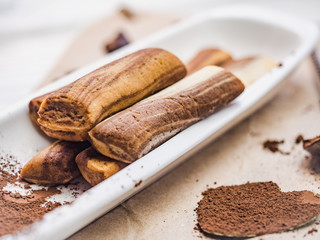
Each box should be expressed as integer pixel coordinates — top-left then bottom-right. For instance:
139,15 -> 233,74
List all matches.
105,33 -> 130,53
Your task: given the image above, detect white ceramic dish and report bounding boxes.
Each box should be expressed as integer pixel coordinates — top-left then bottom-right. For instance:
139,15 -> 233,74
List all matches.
0,5 -> 318,240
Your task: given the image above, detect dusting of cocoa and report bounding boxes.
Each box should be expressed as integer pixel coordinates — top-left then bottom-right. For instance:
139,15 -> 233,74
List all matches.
0,155 -> 66,237
196,182 -> 320,238
263,139 -> 289,155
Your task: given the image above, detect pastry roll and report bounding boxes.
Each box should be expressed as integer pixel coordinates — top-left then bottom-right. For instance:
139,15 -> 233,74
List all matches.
223,57 -> 276,86
89,66 -> 244,163
186,48 -> 232,75
37,48 -> 187,141
76,147 -> 127,186
28,96 -> 91,184
29,93 -> 50,124
20,140 -> 90,184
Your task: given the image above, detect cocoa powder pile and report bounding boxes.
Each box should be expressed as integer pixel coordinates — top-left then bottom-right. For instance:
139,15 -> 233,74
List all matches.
196,182 -> 320,238
0,155 -> 64,237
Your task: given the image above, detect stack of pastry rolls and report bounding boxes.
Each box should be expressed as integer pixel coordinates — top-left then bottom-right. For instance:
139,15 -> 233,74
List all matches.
21,48 -> 276,186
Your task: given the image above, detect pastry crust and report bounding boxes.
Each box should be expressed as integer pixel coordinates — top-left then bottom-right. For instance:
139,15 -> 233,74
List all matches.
75,147 -> 127,186
20,140 -> 90,184
186,49 -> 232,75
29,93 -> 50,124
222,57 -> 276,86
37,48 -> 187,141
89,66 -> 245,163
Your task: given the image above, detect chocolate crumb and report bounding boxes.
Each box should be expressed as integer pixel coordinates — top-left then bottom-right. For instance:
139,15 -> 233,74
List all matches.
119,8 -> 134,19
296,135 -> 304,144
105,32 -> 130,53
134,180 -> 142,187
263,139 -> 284,152
278,62 -> 283,67
308,228 -> 317,234
263,139 -> 289,155
304,228 -> 318,237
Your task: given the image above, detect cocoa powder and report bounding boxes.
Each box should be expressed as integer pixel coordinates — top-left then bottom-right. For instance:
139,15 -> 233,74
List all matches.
196,182 -> 320,238
0,155 -> 64,237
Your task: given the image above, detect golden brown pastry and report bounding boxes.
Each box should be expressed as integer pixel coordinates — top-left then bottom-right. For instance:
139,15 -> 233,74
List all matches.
89,66 -> 244,163
222,57 -> 276,86
37,48 -> 187,141
20,140 -> 90,184
29,93 -> 50,124
186,48 -> 232,75
76,147 -> 127,186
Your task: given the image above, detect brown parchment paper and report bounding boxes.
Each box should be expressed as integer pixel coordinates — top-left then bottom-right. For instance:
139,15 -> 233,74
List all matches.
43,11 -> 320,240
